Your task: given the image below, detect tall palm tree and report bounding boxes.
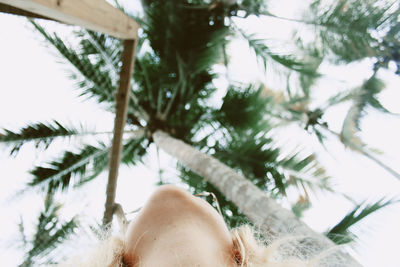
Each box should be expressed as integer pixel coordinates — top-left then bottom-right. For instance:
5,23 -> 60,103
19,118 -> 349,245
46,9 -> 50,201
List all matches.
1,0 -> 399,264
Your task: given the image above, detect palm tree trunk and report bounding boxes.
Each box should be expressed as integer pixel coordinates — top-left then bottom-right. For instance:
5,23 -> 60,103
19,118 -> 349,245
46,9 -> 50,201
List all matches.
153,130 -> 361,266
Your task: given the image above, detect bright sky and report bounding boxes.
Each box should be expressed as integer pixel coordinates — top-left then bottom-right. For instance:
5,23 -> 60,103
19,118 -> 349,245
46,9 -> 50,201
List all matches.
1,2 -> 400,266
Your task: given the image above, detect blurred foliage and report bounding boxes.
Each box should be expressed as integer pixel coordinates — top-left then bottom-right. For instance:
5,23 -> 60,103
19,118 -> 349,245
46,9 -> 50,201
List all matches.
18,194 -> 77,267
0,120 -> 78,156
326,198 -> 397,244
308,0 -> 400,64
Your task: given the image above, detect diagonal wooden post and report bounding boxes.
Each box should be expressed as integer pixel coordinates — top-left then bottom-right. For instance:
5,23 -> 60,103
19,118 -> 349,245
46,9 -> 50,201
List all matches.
0,3 -> 55,20
103,39 -> 137,227
0,0 -> 139,39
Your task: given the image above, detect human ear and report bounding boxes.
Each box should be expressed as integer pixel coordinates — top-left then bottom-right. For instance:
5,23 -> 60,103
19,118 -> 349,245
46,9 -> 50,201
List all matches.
122,252 -> 138,267
233,247 -> 243,266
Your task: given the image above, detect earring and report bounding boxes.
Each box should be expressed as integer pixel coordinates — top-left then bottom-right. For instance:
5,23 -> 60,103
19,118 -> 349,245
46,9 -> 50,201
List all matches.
194,191 -> 223,217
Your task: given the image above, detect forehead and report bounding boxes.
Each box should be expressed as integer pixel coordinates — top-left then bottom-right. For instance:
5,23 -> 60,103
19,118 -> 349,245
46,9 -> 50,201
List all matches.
123,185 -> 234,266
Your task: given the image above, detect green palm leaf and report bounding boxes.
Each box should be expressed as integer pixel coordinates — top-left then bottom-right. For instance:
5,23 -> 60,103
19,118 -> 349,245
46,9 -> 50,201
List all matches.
239,31 -> 316,74
326,198 -> 396,244
341,76 -> 388,145
212,129 -> 330,196
121,136 -> 148,166
29,144 -> 109,193
280,153 -> 332,193
19,194 -> 77,266
134,0 -> 230,126
31,21 -> 149,122
309,0 -> 398,62
213,85 -> 330,196
31,21 -> 117,104
239,0 -> 267,17
0,120 -> 78,155
374,22 -> 400,75
217,84 -> 272,130
323,89 -> 355,110
78,29 -> 121,75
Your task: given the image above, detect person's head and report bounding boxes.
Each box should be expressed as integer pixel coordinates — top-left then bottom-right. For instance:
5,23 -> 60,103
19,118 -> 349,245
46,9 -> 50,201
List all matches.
58,185 -> 321,266
123,185 -> 239,266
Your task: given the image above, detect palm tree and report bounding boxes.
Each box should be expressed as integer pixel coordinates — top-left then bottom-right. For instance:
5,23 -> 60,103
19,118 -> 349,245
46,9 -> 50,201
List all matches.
1,0 -> 399,264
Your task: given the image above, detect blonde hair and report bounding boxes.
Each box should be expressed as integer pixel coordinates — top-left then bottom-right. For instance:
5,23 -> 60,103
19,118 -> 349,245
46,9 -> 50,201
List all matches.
231,225 -> 308,267
57,236 -> 125,267
58,225 -> 341,267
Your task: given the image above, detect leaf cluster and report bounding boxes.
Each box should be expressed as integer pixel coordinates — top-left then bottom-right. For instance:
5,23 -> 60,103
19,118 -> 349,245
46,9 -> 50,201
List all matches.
18,194 -> 77,266
29,144 -> 109,193
0,120 -> 77,156
326,198 -> 396,244
31,22 -> 119,104
309,0 -> 400,63
341,76 -> 389,144
201,85 -> 331,198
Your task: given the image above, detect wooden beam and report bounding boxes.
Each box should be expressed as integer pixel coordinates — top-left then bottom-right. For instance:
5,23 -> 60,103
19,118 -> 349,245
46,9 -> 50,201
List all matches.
103,39 -> 137,227
0,0 -> 139,39
0,3 -> 55,20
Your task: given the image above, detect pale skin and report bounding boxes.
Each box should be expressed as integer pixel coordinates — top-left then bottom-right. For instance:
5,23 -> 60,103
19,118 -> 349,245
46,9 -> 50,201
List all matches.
123,185 -> 237,266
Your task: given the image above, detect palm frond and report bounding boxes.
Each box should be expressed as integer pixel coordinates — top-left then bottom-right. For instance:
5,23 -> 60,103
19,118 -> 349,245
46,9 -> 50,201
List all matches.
17,216 -> 28,248
238,0 -> 268,17
296,45 -> 324,97
143,1 -> 228,66
135,0 -> 230,126
19,194 -> 77,266
326,198 -> 397,244
210,84 -> 331,196
0,120 -> 78,156
29,144 -> 109,193
322,89 -> 355,110
217,84 -> 272,130
30,21 -> 117,104
239,31 -> 316,74
31,20 -> 149,122
211,128 -> 330,197
314,128 -> 327,145
121,136 -> 148,166
213,132 -> 279,189
280,153 -> 332,193
189,27 -> 230,75
309,0 -> 398,62
374,22 -> 400,75
341,76 -> 388,145
77,29 -> 121,81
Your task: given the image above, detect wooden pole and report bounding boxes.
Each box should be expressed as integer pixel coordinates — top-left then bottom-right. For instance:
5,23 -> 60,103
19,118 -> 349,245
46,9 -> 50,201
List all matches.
102,39 -> 137,227
0,3 -> 55,20
0,0 -> 139,39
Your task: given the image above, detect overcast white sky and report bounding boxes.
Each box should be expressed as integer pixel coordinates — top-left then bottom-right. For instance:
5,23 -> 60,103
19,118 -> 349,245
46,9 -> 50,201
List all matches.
1,2 -> 400,266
